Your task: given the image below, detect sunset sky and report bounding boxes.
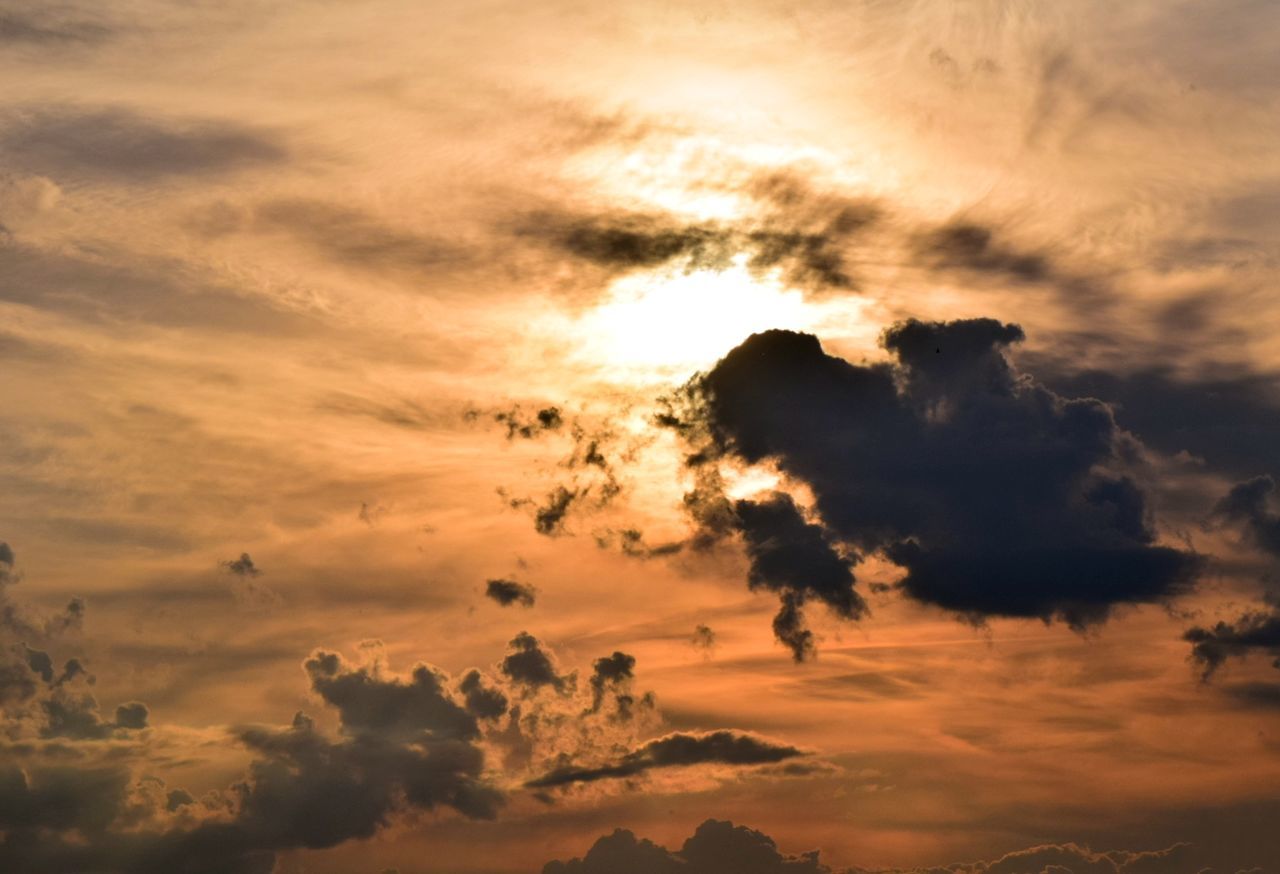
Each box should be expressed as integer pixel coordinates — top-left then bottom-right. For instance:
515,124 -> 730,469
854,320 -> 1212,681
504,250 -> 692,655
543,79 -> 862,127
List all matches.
3,2 -> 1280,873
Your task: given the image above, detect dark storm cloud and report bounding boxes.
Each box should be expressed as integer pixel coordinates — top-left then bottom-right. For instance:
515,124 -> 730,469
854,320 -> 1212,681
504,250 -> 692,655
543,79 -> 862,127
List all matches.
664,319 -> 1201,647
735,493 -> 866,661
1210,475 -> 1280,557
486,578 -> 537,607
1034,364 -> 1280,481
0,105 -> 285,182
543,818 -> 826,874
500,632 -> 573,694
1184,609 -> 1280,678
525,730 -> 804,788
303,649 -> 479,741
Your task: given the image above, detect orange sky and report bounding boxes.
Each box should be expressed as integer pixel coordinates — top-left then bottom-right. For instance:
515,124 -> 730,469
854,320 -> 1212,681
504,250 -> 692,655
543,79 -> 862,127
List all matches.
2,2 -> 1280,873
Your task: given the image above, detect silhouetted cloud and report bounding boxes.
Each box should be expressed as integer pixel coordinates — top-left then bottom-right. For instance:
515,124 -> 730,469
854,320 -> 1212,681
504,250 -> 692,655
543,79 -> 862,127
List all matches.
458,669 -> 509,719
543,819 -> 1200,874
660,320 -> 1201,654
526,730 -> 804,788
501,632 -> 573,694
736,493 -> 866,661
1211,475 -> 1280,557
588,651 -> 635,714
1031,364 -> 1280,483
543,818 -> 826,874
486,579 -> 537,608
1184,609 -> 1280,678
303,649 -> 479,741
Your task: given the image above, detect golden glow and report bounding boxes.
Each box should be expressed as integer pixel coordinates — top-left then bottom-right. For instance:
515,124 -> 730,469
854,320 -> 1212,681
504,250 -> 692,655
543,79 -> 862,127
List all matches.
573,256 -> 818,378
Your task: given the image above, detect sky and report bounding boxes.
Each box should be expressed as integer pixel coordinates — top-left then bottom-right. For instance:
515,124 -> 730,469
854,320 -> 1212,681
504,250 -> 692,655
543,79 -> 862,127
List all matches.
2,2 -> 1280,872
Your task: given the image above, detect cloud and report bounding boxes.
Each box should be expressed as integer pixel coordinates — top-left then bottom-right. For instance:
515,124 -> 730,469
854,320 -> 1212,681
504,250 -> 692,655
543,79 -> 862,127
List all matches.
588,651 -> 635,714
458,669 -> 509,719
542,818 -> 825,874
542,820 -> 1200,874
661,319 -> 1201,654
525,730 -> 804,789
690,624 -> 716,652
0,9 -> 111,46
913,222 -> 1048,282
493,406 -> 565,440
220,554 -> 260,577
302,649 -> 480,741
1184,609 -> 1280,679
500,632 -> 574,694
1210,475 -> 1280,558
0,105 -> 285,182
521,192 -> 874,294
735,492 -> 866,661
1035,365 -> 1280,482
486,579 -> 538,608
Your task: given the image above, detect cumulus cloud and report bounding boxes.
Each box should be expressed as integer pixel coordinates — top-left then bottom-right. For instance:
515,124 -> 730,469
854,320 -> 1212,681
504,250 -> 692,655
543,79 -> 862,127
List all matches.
542,818 -> 826,874
542,820 -> 1200,874
501,632 -> 574,694
526,731 -> 804,789
486,579 -> 538,608
660,320 -> 1202,655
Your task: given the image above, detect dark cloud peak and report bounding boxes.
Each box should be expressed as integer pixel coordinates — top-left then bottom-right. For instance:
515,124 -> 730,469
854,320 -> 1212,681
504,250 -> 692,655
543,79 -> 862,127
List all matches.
303,649 -> 479,741
458,669 -> 509,719
544,820 -> 1203,874
588,651 -> 635,713
544,818 -> 825,874
526,730 -> 804,789
668,319 -> 1201,649
501,632 -> 573,694
486,578 -> 537,608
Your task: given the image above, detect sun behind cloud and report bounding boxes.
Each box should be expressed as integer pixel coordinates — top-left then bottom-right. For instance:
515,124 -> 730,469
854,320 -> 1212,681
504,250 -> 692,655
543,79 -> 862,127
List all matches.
573,255 -> 827,379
